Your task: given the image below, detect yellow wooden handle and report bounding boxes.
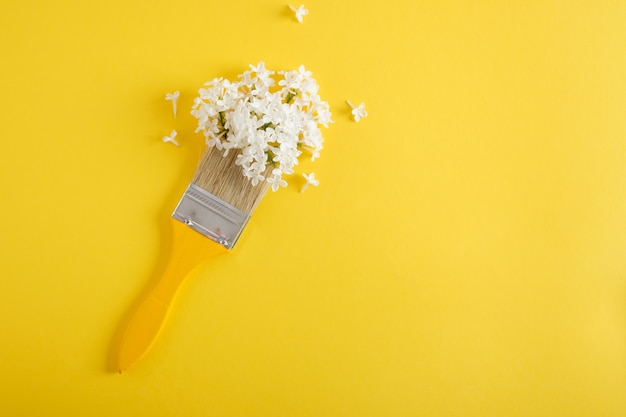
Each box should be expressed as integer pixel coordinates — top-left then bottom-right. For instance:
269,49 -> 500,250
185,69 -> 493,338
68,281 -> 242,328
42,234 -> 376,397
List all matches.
117,218 -> 227,372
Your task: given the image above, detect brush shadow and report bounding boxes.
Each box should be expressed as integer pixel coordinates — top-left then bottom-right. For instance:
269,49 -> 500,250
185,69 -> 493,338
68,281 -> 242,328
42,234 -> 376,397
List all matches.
105,179 -> 187,373
105,84 -> 202,373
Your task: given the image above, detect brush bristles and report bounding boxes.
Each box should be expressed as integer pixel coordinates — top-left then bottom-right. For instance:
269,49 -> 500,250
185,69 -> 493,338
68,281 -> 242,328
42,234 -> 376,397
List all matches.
191,146 -> 271,215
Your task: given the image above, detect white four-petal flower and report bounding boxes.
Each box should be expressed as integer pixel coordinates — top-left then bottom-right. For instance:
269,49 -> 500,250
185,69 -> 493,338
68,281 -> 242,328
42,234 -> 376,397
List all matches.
300,172 -> 319,193
268,169 -> 288,192
289,4 -> 309,23
162,129 -> 180,146
346,100 -> 368,122
165,91 -> 180,117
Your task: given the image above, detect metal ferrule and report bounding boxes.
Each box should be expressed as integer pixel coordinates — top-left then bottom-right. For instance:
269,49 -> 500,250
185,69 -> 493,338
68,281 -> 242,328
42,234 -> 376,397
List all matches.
172,183 -> 250,250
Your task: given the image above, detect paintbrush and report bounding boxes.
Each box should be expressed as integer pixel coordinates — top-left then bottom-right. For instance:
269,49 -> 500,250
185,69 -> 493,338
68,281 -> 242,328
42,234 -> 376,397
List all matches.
117,61 -> 330,372
117,146 -> 271,373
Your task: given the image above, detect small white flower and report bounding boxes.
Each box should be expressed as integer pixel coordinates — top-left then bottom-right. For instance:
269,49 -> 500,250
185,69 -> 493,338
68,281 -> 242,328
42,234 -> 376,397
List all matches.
300,172 -> 319,193
249,61 -> 275,80
347,100 -> 368,122
267,169 -> 288,192
165,91 -> 180,117
289,4 -> 309,23
162,130 -> 180,146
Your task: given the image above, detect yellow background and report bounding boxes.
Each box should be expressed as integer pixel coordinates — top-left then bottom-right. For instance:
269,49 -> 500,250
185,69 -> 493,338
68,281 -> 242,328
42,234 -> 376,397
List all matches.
1,0 -> 625,415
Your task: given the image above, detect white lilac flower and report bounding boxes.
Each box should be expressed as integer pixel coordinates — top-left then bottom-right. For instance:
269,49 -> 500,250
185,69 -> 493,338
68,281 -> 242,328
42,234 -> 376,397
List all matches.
162,130 -> 180,146
289,4 -> 309,23
268,169 -> 288,192
347,100 -> 368,122
191,62 -> 331,191
249,61 -> 274,82
165,91 -> 180,117
300,172 -> 319,193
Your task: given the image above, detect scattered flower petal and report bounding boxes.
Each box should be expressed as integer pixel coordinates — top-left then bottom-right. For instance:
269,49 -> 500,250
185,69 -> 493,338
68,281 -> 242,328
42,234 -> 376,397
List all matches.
300,172 -> 319,193
165,91 -> 180,117
347,100 -> 368,122
289,4 -> 309,23
162,130 -> 180,146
